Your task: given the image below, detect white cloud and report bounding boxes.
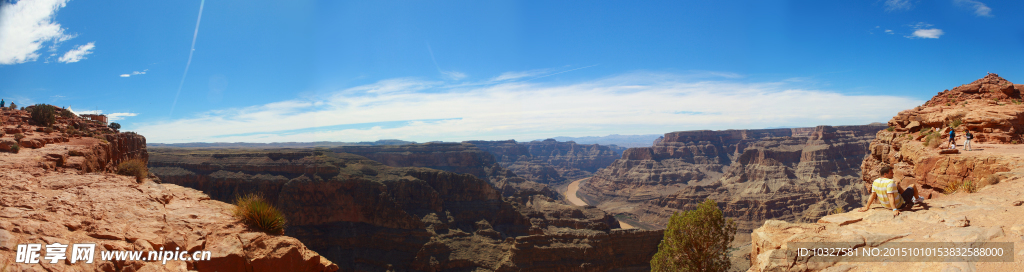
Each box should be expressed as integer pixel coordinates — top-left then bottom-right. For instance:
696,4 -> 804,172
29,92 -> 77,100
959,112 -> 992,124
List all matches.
954,0 -> 992,17
905,22 -> 943,39
74,109 -> 101,115
884,0 -> 913,11
885,29 -> 894,34
0,0 -> 74,64
107,112 -> 137,122
910,29 -> 944,39
119,69 -> 148,78
134,72 -> 924,143
57,42 -> 94,63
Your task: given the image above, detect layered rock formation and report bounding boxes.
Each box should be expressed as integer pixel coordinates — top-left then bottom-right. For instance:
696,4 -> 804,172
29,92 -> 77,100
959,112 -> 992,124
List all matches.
467,139 -> 625,184
863,73 -> 1024,197
579,125 -> 885,232
150,148 -> 664,271
0,108 -> 336,272
749,74 -> 1024,271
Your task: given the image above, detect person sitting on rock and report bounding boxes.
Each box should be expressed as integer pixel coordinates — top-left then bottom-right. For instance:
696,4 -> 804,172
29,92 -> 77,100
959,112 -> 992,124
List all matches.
858,165 -> 925,216
947,127 -> 956,149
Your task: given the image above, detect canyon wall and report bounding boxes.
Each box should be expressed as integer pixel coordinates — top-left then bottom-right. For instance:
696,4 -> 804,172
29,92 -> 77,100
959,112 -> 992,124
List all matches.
749,74 -> 1024,271
150,149 -> 663,272
578,125 -> 885,232
466,139 -> 625,184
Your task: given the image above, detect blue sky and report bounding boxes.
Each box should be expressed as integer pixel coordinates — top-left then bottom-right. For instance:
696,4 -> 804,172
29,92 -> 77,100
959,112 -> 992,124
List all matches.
1,0 -> 1021,143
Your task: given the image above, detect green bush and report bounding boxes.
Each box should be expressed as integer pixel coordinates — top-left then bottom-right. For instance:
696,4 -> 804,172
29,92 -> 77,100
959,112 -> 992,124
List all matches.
10,145 -> 19,154
29,104 -> 56,127
13,133 -> 24,141
886,126 -> 894,132
116,158 -> 148,182
233,193 -> 287,235
951,119 -> 962,128
651,199 -> 736,272
108,122 -> 121,130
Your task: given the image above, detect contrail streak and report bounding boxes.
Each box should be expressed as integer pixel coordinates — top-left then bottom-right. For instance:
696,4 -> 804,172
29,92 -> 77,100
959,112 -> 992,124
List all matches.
170,0 -> 205,117
426,42 -> 443,74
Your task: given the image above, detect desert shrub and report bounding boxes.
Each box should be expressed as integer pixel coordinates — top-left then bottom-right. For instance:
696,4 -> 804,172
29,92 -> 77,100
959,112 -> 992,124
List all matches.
1014,140 -> 1020,145
946,102 -> 951,106
44,127 -> 53,134
10,145 -> 19,154
13,133 -> 24,141
29,104 -> 56,127
116,158 -> 148,182
923,133 -> 940,148
108,122 -> 121,130
985,174 -> 1000,186
67,128 -> 78,137
233,193 -> 287,235
886,126 -> 894,132
59,108 -> 74,119
651,199 -> 736,272
944,179 -> 977,194
950,119 -> 962,128
827,206 -> 844,216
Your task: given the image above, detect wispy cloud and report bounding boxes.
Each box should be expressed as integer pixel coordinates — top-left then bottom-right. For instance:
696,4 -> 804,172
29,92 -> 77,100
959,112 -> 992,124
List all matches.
442,71 -> 467,81
135,71 -> 923,143
954,0 -> 992,17
885,29 -> 894,34
107,112 -> 138,122
57,42 -> 95,63
0,0 -> 75,65
884,0 -> 913,11
905,22 -> 944,39
119,69 -> 148,78
492,69 -> 554,81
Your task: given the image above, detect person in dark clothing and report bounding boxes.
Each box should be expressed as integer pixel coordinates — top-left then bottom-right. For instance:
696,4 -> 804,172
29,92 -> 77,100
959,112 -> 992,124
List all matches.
948,128 -> 956,149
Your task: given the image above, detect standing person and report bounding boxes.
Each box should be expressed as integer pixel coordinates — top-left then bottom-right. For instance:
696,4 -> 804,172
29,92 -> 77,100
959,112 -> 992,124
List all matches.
858,165 -> 925,216
948,127 -> 956,149
1,99 -> 4,107
964,129 -> 973,151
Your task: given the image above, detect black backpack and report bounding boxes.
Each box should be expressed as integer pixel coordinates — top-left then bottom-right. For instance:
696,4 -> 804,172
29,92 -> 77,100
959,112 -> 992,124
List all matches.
966,132 -> 973,140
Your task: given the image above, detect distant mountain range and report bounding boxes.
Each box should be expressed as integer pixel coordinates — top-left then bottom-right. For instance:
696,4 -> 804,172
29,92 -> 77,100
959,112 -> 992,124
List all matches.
536,134 -> 663,148
147,139 -> 415,148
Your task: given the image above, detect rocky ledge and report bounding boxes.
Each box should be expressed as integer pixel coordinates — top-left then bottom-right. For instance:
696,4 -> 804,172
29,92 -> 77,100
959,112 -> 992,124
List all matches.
750,74 -> 1024,271
749,166 -> 1024,271
0,108 -> 336,272
864,73 -> 1024,197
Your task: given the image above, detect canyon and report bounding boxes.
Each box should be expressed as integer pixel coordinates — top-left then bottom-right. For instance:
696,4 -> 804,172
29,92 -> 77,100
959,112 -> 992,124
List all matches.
578,125 -> 886,233
149,146 -> 664,271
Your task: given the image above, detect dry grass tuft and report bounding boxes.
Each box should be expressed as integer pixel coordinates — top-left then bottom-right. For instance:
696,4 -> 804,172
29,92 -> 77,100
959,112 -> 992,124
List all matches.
944,179 -> 977,195
233,193 -> 287,235
116,158 -> 148,182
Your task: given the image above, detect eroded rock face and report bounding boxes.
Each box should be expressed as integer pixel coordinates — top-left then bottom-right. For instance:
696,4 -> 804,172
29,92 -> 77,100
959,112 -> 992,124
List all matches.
331,143 -> 563,200
863,74 -> 1024,197
0,134 -> 336,272
579,125 -> 884,231
150,149 -> 662,272
466,139 -> 626,184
